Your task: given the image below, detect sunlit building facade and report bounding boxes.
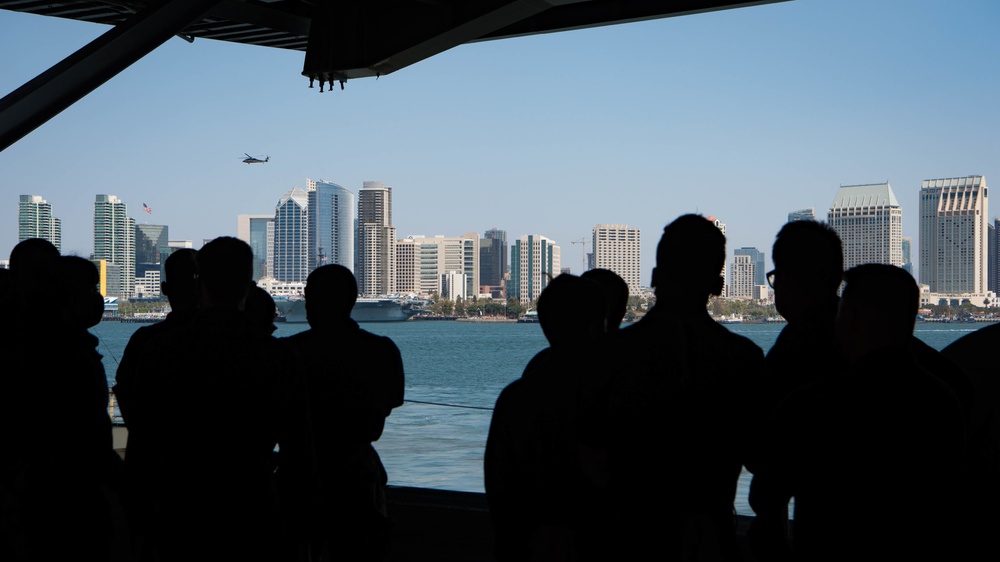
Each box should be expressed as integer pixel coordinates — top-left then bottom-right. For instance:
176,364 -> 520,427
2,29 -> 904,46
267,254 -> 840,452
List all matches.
919,175 -> 989,294
18,194 -> 61,252
94,194 -> 135,299
237,214 -> 273,281
592,224 -> 642,295
510,234 -> 560,304
356,181 -> 396,296
827,183 -> 902,270
307,179 -> 355,273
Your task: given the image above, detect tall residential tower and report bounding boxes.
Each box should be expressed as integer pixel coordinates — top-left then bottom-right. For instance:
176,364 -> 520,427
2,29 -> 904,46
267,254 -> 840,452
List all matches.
509,234 -> 560,304
273,187 -> 309,283
356,181 -> 396,296
18,194 -> 61,252
94,194 -> 135,299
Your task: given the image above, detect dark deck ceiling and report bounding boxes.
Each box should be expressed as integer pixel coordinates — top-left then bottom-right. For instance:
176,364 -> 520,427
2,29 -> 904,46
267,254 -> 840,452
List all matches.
0,0 -> 787,79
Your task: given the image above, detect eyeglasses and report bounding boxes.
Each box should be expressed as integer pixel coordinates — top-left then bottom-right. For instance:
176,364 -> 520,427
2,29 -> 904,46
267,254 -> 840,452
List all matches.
766,270 -> 776,288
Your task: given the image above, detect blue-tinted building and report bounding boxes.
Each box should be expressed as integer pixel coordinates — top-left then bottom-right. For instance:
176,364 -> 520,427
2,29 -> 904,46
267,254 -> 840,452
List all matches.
273,187 -> 309,283
307,179 -> 355,273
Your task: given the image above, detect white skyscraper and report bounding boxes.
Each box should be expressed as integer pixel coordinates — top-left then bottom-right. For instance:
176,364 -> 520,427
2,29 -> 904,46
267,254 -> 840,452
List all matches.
94,194 -> 135,299
356,181 -> 396,296
18,194 -> 61,252
919,175 -> 989,294
510,234 -> 560,304
708,216 -> 727,297
827,182 -> 902,270
729,254 -> 756,298
592,224 -> 642,295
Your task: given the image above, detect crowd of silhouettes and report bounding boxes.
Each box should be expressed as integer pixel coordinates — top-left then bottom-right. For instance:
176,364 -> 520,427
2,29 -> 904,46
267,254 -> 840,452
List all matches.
2,214 -> 999,561
487,214 -> 997,562
0,237 -> 403,562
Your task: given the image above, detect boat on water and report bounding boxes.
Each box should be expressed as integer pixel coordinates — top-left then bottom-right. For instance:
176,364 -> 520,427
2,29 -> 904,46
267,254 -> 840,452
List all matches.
275,297 -> 425,323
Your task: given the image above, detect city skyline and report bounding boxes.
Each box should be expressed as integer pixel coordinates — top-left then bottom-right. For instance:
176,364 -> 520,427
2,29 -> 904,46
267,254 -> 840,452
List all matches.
2,1 -> 998,280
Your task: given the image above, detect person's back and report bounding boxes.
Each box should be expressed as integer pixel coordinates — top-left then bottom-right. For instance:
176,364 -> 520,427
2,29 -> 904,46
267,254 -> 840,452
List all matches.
606,215 -> 764,561
129,238 -> 308,560
765,264 -> 963,561
485,274 -> 608,561
283,265 -> 403,561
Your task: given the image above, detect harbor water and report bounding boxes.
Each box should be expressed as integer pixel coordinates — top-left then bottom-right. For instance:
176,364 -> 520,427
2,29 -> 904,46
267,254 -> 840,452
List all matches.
90,319 -> 984,515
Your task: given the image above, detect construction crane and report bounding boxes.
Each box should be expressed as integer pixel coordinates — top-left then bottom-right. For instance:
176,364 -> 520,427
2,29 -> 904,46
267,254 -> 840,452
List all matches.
570,238 -> 587,275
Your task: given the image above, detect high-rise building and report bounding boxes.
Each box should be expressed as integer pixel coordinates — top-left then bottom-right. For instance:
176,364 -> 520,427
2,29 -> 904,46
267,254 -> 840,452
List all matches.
788,208 -> 816,223
18,195 -> 61,252
919,176 -> 989,294
94,194 -> 135,299
733,246 -> 766,287
708,216 -> 728,297
990,218 -> 1000,293
396,234 -> 480,298
307,179 -> 355,273
480,228 -> 507,290
237,214 -> 274,281
901,237 -> 913,276
509,234 -> 560,304
135,223 -> 168,280
592,224 -> 642,295
273,187 -> 309,283
827,182 -> 902,270
729,254 -> 756,299
356,181 -> 396,296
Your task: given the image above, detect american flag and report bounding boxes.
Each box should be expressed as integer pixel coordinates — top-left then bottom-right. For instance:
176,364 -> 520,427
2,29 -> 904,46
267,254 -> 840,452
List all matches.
142,203 -> 152,214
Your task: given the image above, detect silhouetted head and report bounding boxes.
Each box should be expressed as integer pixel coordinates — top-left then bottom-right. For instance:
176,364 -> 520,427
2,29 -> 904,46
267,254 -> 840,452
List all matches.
244,285 -> 277,336
836,263 -> 918,363
582,268 -> 629,330
652,214 -> 725,302
196,237 -> 253,309
304,264 -> 358,327
536,274 -> 605,349
56,256 -> 105,330
771,220 -> 843,322
9,238 -> 60,292
162,249 -> 198,314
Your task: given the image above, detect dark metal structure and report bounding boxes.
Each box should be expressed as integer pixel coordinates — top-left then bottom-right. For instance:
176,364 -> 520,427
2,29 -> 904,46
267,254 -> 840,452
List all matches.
0,0 -> 788,151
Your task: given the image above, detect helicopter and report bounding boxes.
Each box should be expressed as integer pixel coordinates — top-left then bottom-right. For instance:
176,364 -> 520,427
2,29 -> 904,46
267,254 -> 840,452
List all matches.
242,153 -> 269,164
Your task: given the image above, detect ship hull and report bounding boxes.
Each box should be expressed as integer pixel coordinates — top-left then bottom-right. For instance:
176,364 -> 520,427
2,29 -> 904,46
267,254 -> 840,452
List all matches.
276,299 -> 418,323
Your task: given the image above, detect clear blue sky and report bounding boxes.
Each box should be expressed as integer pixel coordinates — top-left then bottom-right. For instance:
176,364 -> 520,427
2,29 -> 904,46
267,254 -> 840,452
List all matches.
2,0 -> 998,280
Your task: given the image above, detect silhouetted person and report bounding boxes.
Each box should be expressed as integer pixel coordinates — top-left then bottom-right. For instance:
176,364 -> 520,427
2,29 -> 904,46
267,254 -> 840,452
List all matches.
128,237 -> 309,561
1,256 -> 116,561
245,285 -> 278,336
748,220 -> 845,559
485,274 -> 607,561
941,322 -> 1000,560
114,248 -> 197,559
581,268 -> 629,331
754,264 -> 963,561
284,264 -> 404,561
604,214 -> 764,561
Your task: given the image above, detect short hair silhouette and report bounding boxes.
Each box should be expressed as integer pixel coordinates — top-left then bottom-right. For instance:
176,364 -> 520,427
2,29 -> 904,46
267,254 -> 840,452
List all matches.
162,248 -> 198,311
581,268 -> 629,330
9,238 -> 59,273
773,220 -> 843,292
654,214 -> 725,295
305,264 -> 358,325
196,237 -> 253,307
536,274 -> 604,348
842,263 -> 918,334
245,285 -> 277,335
57,256 -> 104,329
